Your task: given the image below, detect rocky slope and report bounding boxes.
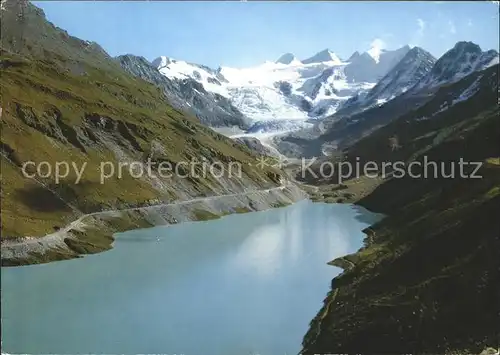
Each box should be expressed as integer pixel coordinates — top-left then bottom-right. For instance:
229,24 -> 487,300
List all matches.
117,55 -> 251,129
339,46 -> 436,115
412,41 -> 499,91
0,0 -> 302,265
234,136 -> 280,158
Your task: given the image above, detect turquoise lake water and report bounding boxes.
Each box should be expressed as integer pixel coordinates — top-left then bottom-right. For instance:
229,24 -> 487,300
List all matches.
1,200 -> 382,355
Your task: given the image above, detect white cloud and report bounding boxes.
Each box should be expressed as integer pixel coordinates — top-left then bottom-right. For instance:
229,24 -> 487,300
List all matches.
410,18 -> 426,46
417,18 -> 426,34
448,20 -> 457,34
467,19 -> 473,27
366,38 -> 386,62
370,38 -> 387,50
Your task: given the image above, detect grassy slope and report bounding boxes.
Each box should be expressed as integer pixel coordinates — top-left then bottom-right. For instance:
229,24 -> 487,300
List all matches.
302,65 -> 500,354
0,1 -> 282,241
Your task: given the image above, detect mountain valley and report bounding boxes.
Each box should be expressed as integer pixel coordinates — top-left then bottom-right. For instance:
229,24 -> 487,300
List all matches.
1,1 -> 499,354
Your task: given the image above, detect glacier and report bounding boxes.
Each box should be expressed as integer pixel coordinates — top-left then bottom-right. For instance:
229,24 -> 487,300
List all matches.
152,45 -> 410,136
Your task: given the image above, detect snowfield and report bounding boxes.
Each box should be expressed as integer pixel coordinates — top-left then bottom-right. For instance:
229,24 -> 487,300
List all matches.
152,45 -> 410,130
150,42 -> 498,149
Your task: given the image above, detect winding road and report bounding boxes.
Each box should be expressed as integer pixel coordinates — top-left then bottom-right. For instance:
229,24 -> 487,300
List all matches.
1,180 -> 292,250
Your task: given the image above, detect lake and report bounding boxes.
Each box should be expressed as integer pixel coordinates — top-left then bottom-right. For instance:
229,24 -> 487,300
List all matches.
1,200 -> 382,355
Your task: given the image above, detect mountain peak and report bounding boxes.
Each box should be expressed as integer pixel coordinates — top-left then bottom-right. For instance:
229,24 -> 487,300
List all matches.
275,53 -> 300,65
436,41 -> 484,65
397,46 -> 436,70
302,49 -> 342,65
152,56 -> 172,69
406,46 -> 433,58
347,51 -> 361,62
452,41 -> 482,53
366,46 -> 384,63
365,44 -> 411,64
414,41 -> 497,91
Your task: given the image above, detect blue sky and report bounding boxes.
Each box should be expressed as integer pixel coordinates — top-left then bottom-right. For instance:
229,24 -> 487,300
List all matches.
34,1 -> 499,68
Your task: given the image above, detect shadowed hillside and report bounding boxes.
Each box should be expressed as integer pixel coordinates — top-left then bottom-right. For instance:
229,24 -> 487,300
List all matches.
302,64 -> 500,354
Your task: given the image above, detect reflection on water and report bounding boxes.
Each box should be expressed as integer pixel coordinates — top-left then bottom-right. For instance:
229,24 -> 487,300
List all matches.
1,200 -> 382,355
234,224 -> 285,276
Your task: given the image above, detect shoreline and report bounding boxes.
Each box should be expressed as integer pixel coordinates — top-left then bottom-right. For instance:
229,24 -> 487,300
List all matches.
1,182 -> 307,266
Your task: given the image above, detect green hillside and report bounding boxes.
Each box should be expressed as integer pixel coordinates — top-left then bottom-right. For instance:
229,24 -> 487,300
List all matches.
0,0 -> 281,245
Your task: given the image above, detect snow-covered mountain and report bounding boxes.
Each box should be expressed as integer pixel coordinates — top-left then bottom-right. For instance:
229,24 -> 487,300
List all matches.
343,45 -> 410,83
119,40 -> 498,159
119,40 -> 497,142
275,53 -> 301,65
330,42 -> 498,121
366,47 -> 436,101
285,41 -> 499,156
117,55 -> 251,129
152,56 -> 229,97
412,41 -> 499,91
339,46 -> 436,114
152,44 -> 410,128
302,49 -> 342,65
